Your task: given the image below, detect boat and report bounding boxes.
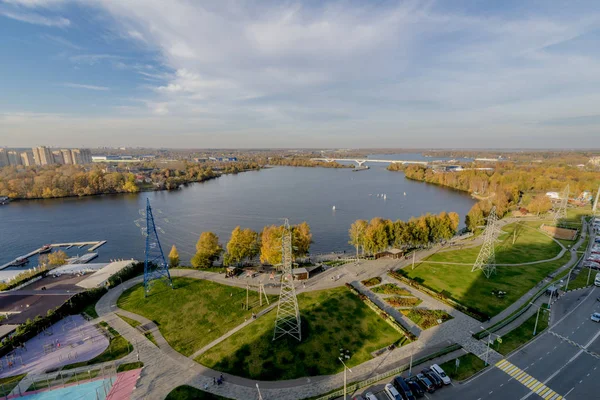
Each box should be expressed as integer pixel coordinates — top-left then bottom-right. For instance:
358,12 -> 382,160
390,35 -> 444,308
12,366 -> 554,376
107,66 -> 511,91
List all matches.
403,192 -> 406,196
332,205 -> 336,211
11,257 -> 29,266
0,196 -> 9,205
39,245 -> 52,254
352,166 -> 369,172
383,194 -> 387,200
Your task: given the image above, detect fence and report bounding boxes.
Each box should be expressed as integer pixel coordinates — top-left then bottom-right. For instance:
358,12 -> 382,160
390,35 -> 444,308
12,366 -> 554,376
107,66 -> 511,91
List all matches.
23,362 -> 116,397
310,344 -> 461,400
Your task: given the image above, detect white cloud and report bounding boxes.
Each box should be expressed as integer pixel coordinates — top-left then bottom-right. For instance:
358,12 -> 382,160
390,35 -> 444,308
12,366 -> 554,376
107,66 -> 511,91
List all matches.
0,9 -> 69,26
62,83 -> 110,91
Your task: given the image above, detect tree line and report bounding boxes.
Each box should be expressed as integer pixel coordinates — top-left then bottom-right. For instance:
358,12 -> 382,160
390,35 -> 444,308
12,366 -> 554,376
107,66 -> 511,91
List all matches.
348,212 -> 460,257
172,222 -> 313,269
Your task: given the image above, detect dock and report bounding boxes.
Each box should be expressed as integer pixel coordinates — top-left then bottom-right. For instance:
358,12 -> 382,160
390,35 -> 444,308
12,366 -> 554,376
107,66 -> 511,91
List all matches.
0,240 -> 107,271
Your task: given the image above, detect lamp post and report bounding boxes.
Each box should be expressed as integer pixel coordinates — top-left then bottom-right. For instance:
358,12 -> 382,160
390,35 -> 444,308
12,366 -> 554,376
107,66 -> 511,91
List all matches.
256,383 -> 263,400
339,357 -> 353,400
479,326 -> 500,366
531,302 -> 549,336
408,344 -> 423,376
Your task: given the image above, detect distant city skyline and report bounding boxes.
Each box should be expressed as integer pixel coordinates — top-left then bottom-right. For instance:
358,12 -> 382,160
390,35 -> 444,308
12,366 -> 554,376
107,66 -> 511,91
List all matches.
1,0 -> 600,148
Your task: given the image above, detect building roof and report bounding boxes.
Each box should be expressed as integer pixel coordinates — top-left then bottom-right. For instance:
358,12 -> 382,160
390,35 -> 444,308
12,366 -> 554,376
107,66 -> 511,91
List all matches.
0,324 -> 18,340
388,249 -> 403,254
292,267 -> 309,275
76,260 -> 137,289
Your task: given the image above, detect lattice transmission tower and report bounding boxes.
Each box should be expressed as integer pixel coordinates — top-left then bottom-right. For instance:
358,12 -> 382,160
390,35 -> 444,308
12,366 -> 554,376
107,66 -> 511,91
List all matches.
273,219 -> 302,342
553,184 -> 570,225
471,206 -> 500,278
593,184 -> 600,216
143,199 -> 173,297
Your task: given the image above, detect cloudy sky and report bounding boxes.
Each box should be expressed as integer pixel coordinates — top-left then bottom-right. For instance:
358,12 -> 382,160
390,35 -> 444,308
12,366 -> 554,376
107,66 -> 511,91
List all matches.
1,0 -> 599,148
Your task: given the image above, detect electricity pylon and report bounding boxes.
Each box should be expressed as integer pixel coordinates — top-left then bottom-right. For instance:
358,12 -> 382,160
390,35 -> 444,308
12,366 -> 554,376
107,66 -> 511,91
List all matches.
593,184 -> 600,216
143,199 -> 173,297
273,219 -> 302,341
472,206 -> 500,278
553,184 -> 570,225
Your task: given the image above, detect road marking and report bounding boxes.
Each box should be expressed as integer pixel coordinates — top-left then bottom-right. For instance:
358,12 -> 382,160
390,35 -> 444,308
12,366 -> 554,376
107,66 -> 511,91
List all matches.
496,359 -> 562,400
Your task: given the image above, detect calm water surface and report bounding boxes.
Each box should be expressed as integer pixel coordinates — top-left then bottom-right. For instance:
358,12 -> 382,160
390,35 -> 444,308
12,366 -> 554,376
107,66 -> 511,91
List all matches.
0,161 -> 475,270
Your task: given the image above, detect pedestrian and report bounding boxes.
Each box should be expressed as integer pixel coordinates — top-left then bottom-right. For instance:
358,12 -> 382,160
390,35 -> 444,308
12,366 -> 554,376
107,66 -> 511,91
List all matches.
204,383 -> 209,390
220,373 -> 224,381
213,377 -> 216,385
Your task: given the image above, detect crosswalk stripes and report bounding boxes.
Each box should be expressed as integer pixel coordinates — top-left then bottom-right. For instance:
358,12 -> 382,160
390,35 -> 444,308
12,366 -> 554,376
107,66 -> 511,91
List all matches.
495,359 -> 564,400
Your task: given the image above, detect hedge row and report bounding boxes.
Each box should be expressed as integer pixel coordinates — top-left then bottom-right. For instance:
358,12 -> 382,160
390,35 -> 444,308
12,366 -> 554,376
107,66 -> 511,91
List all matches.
388,271 -> 489,322
345,283 -> 417,342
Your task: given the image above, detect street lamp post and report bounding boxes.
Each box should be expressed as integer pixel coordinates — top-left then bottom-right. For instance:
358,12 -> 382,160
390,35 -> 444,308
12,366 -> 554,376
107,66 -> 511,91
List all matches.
531,302 -> 548,336
408,345 -> 423,376
479,326 -> 499,366
256,383 -> 263,400
339,357 -> 353,400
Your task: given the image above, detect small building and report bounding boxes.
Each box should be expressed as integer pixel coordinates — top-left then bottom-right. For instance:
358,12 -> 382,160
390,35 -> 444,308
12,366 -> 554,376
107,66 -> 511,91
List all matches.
292,267 -> 309,280
375,249 -> 404,259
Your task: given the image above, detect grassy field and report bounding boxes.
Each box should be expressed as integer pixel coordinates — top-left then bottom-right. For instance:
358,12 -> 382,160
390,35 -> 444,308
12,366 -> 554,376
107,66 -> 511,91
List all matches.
118,278 -> 276,357
496,306 -> 549,355
166,385 -> 232,400
371,284 -> 412,296
439,353 -> 486,381
117,361 -> 144,372
117,314 -> 141,328
0,374 -> 26,397
406,250 -> 571,317
567,269 -> 595,290
197,287 -> 403,380
426,223 -> 562,265
82,303 -> 99,319
145,331 -> 158,346
62,321 -> 132,370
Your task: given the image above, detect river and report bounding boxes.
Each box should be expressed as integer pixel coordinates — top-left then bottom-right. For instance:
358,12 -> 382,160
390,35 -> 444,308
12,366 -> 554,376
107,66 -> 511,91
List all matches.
0,155 -> 475,276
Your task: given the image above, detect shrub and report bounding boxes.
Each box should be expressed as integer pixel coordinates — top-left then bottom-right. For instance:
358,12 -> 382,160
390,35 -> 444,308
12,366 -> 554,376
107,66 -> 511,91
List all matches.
385,296 -> 422,308
361,277 -> 382,287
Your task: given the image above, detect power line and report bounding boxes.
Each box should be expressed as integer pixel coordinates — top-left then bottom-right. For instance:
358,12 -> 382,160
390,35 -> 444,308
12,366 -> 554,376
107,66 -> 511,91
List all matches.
143,199 -> 173,297
471,206 -> 500,278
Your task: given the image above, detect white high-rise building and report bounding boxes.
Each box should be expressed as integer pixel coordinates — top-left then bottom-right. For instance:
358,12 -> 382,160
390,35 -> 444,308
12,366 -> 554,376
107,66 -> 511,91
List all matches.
61,149 -> 73,164
71,148 -> 92,164
32,146 -> 54,165
20,152 -> 34,166
0,149 -> 8,167
7,151 -> 21,166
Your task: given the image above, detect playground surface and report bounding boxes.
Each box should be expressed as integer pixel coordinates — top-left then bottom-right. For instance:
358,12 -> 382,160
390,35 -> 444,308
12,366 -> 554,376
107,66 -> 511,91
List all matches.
0,315 -> 109,378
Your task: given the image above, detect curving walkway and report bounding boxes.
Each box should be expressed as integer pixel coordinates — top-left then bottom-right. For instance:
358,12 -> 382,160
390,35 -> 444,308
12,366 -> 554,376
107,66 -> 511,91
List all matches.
83,217 -> 585,400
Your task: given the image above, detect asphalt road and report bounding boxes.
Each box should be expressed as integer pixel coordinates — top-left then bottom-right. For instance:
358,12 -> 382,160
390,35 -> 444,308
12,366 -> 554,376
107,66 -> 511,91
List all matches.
425,286 -> 600,400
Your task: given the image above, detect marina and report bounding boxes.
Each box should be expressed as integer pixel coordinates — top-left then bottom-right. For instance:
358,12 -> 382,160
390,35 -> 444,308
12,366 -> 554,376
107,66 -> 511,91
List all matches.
0,241 -> 107,271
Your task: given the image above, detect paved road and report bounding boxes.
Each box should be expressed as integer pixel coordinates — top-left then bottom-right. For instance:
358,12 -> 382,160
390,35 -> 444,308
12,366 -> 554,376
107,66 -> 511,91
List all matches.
429,286 -> 599,400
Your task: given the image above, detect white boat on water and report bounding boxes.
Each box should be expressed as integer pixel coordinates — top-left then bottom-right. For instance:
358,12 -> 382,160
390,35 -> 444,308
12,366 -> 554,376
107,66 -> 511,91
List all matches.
404,192 -> 406,196
383,194 -> 387,200
332,205 -> 336,210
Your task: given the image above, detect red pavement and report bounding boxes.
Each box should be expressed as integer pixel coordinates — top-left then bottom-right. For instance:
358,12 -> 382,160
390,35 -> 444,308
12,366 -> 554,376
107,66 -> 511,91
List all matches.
106,368 -> 142,400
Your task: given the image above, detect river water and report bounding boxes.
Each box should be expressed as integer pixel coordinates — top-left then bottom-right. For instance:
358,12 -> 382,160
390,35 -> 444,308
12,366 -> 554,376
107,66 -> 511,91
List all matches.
0,156 -> 475,274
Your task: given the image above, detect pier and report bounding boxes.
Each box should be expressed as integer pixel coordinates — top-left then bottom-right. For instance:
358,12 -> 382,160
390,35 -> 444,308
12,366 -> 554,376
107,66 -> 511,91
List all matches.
0,241 -> 107,270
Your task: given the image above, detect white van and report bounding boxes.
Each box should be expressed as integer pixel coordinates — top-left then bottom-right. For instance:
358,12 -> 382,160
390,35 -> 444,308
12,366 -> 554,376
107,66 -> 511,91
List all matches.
595,272 -> 600,287
431,364 -> 452,385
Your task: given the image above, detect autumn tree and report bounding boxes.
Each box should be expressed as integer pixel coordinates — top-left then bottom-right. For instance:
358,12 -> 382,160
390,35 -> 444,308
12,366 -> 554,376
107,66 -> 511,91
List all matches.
349,219 -> 368,258
528,195 -> 553,216
47,250 -> 68,267
191,232 -> 223,268
466,203 -> 485,232
168,245 -> 180,268
292,222 -> 312,258
227,226 -> 260,266
260,225 -> 283,265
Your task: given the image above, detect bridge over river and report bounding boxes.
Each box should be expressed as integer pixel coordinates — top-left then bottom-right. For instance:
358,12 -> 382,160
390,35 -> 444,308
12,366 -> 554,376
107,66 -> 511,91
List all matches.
310,158 -> 430,167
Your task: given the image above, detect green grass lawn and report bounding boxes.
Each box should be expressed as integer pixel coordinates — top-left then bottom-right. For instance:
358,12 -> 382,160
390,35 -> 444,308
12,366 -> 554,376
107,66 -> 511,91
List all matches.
117,361 -> 144,373
401,308 -> 452,329
166,385 -> 232,400
117,314 -> 142,328
428,222 -> 562,265
371,284 -> 411,296
144,331 -> 159,346
405,251 -> 571,317
439,353 -> 486,381
496,306 -> 549,355
62,322 -> 132,370
197,287 -> 403,380
118,278 -> 276,357
0,374 -> 26,397
567,269 -> 595,290
82,303 -> 99,319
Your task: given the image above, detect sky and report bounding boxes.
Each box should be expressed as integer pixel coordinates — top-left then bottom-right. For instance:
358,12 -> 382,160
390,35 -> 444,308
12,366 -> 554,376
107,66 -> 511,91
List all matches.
1,0 -> 600,149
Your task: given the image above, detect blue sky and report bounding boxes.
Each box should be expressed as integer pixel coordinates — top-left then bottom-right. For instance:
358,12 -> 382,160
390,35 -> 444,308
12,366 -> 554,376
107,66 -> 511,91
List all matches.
1,0 -> 600,148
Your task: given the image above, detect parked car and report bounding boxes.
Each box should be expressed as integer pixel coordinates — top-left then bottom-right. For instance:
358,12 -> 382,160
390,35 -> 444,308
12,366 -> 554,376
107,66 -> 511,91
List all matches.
392,376 -> 416,400
384,383 -> 403,400
591,312 -> 600,322
406,377 -> 425,398
430,364 -> 452,385
422,368 -> 443,388
352,396 -> 365,400
364,393 -> 378,400
416,373 -> 436,393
